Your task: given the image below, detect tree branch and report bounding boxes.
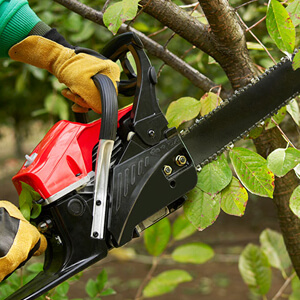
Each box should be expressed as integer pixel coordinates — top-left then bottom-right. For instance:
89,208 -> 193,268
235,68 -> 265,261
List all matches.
197,0 -> 258,88
139,0 -> 257,89
139,0 -> 213,58
53,0 -> 229,98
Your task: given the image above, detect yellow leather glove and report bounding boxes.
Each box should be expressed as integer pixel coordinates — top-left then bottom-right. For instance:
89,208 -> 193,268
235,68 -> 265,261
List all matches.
0,201 -> 47,282
9,36 -> 120,114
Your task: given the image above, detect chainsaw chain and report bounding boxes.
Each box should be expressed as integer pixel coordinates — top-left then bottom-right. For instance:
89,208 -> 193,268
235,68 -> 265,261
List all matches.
180,51 -> 300,172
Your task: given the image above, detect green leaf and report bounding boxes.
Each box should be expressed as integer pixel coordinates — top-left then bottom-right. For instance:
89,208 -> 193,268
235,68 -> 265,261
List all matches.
238,244 -> 272,295
172,214 -> 197,241
100,287 -> 116,296
44,93 -> 69,120
5,272 -> 21,289
70,22 -> 95,43
248,125 -> 264,139
266,0 -> 296,54
0,284 -> 15,298
289,185 -> 300,217
184,188 -> 221,231
295,163 -> 300,179
200,92 -> 222,116
143,270 -> 192,298
287,0 -> 300,27
287,98 -> 300,125
265,106 -> 287,130
56,282 -> 69,297
267,147 -> 300,177
31,203 -> 42,219
171,242 -> 214,264
64,13 -> 82,32
259,229 -> 291,275
165,97 -> 201,128
197,154 -> 232,194
26,263 -> 43,273
19,182 -> 41,220
96,269 -> 108,292
103,0 -> 140,34
19,182 -> 33,207
85,279 -> 98,298
221,177 -> 248,216
292,51 -> 300,70
290,275 -> 300,300
51,294 -> 68,300
229,148 -> 274,198
144,218 -> 171,256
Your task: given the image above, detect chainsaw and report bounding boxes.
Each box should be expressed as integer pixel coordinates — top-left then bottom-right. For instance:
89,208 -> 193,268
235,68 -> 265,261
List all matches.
5,32 -> 300,300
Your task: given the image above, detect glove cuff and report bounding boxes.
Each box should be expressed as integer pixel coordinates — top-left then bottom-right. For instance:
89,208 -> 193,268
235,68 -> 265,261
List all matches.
0,0 -> 40,57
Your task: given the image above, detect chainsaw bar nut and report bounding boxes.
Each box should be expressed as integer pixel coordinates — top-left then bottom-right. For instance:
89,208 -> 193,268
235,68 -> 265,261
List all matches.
163,165 -> 173,176
175,155 -> 187,167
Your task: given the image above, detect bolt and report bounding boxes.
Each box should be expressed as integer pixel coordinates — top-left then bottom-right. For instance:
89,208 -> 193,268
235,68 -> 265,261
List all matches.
175,155 -> 187,166
93,232 -> 99,238
96,200 -> 101,206
148,129 -> 155,138
163,165 -> 172,176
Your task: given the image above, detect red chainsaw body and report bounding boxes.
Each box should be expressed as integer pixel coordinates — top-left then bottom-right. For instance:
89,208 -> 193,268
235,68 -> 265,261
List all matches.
12,105 -> 132,200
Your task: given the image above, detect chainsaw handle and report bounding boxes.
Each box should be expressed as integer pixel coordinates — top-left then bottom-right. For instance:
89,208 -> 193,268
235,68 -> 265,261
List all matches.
92,74 -> 118,140
102,32 -> 168,145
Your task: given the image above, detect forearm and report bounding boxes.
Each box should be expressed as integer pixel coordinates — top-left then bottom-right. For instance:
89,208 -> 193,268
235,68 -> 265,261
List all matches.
0,0 -> 50,58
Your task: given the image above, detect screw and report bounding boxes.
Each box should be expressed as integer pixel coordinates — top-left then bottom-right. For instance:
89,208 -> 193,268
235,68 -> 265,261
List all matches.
148,129 -> 155,138
96,200 -> 101,206
175,155 -> 187,166
163,165 -> 172,176
93,232 -> 99,238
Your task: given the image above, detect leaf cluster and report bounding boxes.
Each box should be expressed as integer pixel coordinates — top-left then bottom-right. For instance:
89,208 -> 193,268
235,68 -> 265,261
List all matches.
0,264 -> 115,300
239,228 -> 300,298
141,215 -> 214,298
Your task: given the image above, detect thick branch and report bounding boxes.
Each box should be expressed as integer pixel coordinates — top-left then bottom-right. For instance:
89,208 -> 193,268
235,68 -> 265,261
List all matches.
53,0 -> 227,97
198,0 -> 244,48
139,0 -> 256,89
139,0 -> 213,59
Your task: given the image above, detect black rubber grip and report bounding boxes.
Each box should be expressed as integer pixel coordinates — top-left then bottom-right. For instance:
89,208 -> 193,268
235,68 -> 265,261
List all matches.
92,74 -> 118,140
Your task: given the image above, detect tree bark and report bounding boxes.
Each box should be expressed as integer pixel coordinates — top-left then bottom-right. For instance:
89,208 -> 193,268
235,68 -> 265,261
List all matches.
255,128 -> 300,277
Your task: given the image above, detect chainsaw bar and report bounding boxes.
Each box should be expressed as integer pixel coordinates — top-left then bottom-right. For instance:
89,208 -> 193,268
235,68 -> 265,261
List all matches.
182,52 -> 300,170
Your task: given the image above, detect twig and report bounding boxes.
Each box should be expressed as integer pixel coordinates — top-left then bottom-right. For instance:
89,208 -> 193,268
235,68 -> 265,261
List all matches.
159,3 -> 200,73
127,0 -> 153,29
234,0 -> 258,11
246,16 -> 266,32
179,3 -> 199,8
181,45 -> 196,59
148,26 -> 168,38
272,272 -> 296,300
235,12 -> 276,64
271,117 -> 297,149
101,0 -> 112,13
163,3 -> 199,50
135,257 -> 159,300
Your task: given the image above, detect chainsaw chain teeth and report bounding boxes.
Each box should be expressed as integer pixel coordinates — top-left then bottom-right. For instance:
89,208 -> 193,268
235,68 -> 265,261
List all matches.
180,52 -> 300,171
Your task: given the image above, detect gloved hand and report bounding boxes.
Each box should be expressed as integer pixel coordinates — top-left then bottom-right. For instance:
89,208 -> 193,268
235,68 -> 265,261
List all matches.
0,201 -> 47,282
8,36 -> 120,114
